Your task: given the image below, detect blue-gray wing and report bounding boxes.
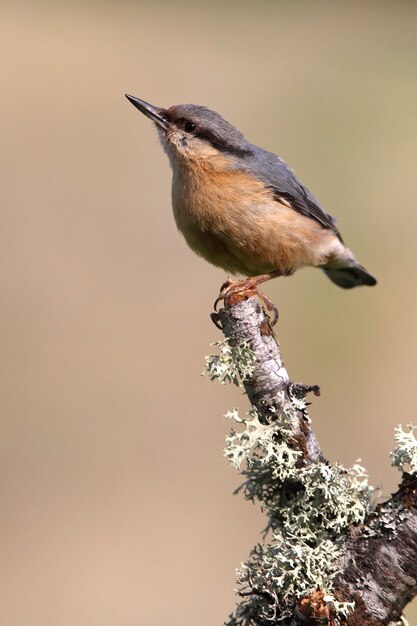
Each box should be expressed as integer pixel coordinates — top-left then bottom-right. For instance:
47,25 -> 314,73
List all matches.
243,146 -> 343,242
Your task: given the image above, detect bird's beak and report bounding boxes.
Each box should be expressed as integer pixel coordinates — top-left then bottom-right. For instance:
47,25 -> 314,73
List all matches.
125,94 -> 169,130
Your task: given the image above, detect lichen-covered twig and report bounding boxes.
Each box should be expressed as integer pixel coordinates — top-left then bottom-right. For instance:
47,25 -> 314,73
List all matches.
217,297 -> 323,463
205,296 -> 417,626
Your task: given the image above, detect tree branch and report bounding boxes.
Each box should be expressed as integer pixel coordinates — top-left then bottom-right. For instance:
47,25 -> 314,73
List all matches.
218,297 -> 323,463
213,295 -> 417,626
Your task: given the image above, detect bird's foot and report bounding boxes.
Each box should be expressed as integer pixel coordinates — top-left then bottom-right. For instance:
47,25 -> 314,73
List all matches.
213,278 -> 279,326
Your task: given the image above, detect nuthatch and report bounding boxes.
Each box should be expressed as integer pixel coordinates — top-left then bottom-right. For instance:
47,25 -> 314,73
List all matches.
126,95 -> 376,321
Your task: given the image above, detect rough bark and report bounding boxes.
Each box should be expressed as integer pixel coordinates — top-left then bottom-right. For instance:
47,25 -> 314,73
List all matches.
217,295 -> 417,625
335,474 -> 417,625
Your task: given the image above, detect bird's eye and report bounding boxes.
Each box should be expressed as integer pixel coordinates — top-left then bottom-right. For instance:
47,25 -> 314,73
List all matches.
184,120 -> 196,133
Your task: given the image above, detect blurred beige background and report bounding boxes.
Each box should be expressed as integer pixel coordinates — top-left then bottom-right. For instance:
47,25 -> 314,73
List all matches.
1,1 -> 417,624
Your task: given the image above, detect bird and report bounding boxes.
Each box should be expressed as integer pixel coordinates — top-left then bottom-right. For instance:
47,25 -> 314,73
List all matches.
125,94 -> 376,323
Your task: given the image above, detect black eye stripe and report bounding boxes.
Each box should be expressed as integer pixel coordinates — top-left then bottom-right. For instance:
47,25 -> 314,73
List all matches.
170,115 -> 251,156
194,128 -> 252,157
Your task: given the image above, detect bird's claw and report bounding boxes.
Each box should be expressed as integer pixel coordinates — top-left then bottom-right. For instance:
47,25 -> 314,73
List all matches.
213,279 -> 233,312
212,279 -> 279,326
210,311 -> 223,330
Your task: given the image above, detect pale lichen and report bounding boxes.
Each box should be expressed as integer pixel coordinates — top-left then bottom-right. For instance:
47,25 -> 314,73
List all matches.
224,406 -> 300,474
391,424 -> 417,475
203,339 -> 255,386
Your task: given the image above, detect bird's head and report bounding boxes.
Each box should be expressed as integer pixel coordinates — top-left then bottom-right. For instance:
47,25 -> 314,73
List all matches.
125,95 -> 251,169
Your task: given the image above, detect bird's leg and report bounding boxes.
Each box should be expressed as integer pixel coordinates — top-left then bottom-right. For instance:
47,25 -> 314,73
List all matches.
214,271 -> 281,326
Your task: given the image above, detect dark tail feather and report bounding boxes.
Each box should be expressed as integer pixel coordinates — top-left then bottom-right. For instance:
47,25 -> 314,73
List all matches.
322,263 -> 377,289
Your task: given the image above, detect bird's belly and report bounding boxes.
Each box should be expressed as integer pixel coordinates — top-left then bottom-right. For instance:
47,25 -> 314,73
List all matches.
171,170 -> 341,276
172,199 -> 276,276
183,226 -> 268,276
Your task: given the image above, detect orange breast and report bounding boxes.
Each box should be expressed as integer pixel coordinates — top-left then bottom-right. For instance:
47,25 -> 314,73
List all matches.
171,162 -> 343,276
